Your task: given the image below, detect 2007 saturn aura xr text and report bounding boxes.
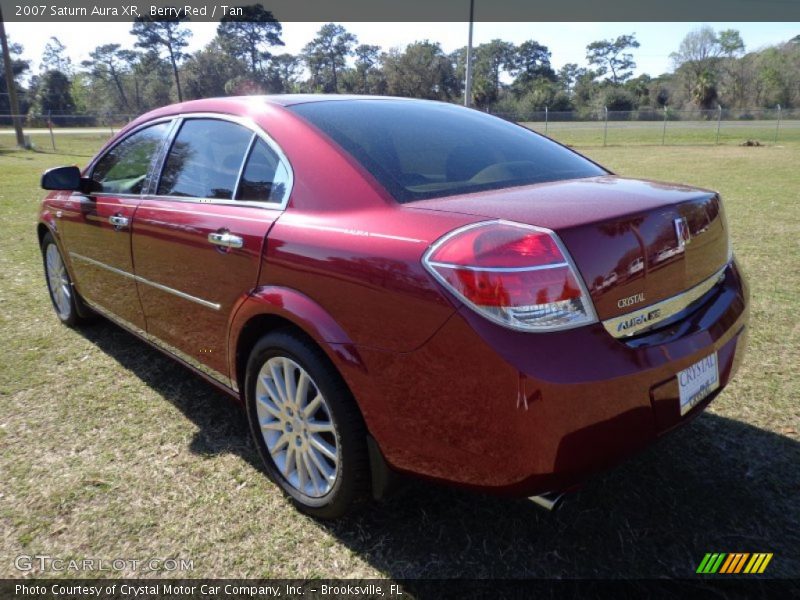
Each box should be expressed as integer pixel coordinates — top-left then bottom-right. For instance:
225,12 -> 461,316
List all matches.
38,95 -> 749,518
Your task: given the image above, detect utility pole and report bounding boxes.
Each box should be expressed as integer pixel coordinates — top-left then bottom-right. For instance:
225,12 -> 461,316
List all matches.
0,5 -> 25,148
464,0 -> 474,107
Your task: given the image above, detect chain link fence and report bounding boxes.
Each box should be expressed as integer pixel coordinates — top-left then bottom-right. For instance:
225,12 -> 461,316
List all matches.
1,107 -> 799,153
492,106 -> 799,146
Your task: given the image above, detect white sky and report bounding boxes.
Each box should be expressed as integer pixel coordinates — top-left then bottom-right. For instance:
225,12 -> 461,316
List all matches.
6,21 -> 799,81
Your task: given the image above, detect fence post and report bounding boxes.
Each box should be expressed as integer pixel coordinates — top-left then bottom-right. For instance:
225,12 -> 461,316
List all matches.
775,104 -> 782,143
603,106 -> 608,147
47,110 -> 56,151
662,105 -> 668,145
715,104 -> 722,145
545,105 -> 548,135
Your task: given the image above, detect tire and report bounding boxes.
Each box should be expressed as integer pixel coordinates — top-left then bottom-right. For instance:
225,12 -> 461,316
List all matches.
41,232 -> 90,326
244,330 -> 371,519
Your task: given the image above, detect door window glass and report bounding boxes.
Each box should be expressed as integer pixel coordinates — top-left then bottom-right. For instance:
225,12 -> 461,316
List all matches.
235,139 -> 290,204
92,122 -> 170,194
158,119 -> 253,199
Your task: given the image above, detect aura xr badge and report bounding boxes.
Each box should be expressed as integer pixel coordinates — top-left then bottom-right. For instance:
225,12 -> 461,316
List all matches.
674,217 -> 691,249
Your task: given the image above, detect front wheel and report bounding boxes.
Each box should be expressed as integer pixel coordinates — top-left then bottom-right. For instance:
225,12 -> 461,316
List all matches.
41,232 -> 89,326
244,331 -> 371,519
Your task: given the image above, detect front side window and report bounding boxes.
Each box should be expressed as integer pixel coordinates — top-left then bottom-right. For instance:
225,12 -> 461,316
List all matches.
92,122 -> 170,194
158,119 -> 253,199
235,139 -> 291,204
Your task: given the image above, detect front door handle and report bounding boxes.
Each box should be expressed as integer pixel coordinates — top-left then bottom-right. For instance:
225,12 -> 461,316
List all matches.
109,214 -> 129,229
208,231 -> 244,249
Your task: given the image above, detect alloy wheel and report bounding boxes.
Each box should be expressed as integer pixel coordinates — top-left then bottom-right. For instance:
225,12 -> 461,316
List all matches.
255,356 -> 339,498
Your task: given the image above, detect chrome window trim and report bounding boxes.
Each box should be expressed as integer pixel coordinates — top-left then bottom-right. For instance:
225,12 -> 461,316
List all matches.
602,264 -> 728,338
81,296 -> 235,391
69,252 -> 221,311
149,112 -> 294,211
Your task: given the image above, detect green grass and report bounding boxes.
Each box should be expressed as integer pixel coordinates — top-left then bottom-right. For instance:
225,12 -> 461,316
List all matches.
1,132 -> 798,579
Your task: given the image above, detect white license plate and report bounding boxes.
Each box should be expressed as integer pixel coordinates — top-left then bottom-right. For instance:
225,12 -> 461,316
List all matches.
678,352 -> 720,416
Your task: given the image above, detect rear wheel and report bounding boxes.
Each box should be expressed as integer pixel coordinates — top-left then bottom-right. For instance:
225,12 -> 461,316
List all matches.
41,232 -> 89,326
244,331 -> 370,519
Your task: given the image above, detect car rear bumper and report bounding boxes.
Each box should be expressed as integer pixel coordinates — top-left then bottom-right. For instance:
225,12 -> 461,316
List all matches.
343,258 -> 749,496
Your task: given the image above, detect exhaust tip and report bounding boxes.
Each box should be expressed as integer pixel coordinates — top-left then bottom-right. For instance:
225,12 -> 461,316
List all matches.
529,491 -> 565,511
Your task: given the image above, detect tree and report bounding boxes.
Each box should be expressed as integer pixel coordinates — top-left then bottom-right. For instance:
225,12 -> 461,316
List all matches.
475,39 -> 516,103
183,39 -> 248,99
41,37 -> 72,75
512,40 -> 554,87
382,41 -> 458,100
586,34 -> 640,84
718,29 -> 745,58
217,4 -> 283,77
28,70 -> 75,123
557,63 -> 581,94
131,13 -> 191,102
266,53 -> 301,93
82,44 -> 134,110
716,29 -> 746,107
670,27 -> 726,109
354,44 -> 381,93
302,23 -> 357,92
0,37 -> 30,124
130,50 -> 174,111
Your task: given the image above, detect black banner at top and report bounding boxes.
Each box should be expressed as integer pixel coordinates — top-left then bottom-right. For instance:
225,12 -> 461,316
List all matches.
1,0 -> 799,22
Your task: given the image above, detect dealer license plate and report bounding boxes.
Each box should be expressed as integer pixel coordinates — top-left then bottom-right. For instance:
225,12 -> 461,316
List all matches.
678,352 -> 720,416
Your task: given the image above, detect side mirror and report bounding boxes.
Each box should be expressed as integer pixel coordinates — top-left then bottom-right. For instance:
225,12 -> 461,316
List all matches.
41,166 -> 81,190
41,166 -> 101,194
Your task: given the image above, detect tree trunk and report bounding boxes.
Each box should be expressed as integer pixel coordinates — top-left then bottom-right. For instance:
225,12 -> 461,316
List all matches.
111,69 -> 130,110
168,46 -> 183,102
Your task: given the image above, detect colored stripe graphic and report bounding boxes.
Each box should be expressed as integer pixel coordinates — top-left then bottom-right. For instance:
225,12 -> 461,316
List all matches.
698,553 -> 773,574
720,553 -> 749,573
733,553 -> 750,573
697,553 -> 727,574
719,554 -> 736,573
696,553 -> 713,573
744,553 -> 774,574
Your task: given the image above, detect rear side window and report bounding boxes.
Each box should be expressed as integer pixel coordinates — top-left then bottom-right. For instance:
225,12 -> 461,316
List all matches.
235,139 -> 291,204
289,100 -> 606,203
92,122 -> 170,194
158,119 -> 252,199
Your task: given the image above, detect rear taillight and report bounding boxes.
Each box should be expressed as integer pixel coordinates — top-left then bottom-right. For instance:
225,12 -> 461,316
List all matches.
423,221 -> 597,331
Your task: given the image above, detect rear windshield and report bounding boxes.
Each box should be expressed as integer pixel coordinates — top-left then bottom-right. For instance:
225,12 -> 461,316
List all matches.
288,99 -> 606,203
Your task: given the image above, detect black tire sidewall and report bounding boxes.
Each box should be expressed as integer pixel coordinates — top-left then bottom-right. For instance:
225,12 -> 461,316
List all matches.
41,232 -> 78,326
244,331 -> 367,519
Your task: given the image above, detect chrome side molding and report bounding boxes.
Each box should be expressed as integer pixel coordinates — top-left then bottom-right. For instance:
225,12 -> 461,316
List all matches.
69,252 -> 221,311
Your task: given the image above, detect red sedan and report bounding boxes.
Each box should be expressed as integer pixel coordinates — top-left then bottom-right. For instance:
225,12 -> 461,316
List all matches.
38,96 -> 748,518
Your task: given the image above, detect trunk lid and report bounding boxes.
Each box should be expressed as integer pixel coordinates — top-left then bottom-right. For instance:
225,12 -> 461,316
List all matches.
407,176 -> 730,321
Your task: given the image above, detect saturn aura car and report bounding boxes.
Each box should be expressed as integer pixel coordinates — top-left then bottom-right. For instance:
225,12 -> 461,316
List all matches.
38,95 -> 748,518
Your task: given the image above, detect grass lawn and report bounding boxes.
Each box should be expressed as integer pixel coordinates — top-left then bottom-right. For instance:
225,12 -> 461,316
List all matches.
1,130 -> 798,579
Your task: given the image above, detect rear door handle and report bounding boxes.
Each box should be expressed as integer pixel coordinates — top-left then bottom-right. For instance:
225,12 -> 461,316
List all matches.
208,231 -> 244,249
109,214 -> 129,228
